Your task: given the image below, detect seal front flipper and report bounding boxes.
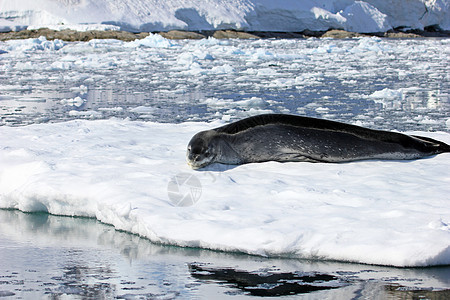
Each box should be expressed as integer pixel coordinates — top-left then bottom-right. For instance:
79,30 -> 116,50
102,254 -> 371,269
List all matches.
271,152 -> 326,163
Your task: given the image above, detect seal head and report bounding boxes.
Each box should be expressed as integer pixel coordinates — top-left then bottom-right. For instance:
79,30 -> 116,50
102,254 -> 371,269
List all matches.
187,130 -> 218,169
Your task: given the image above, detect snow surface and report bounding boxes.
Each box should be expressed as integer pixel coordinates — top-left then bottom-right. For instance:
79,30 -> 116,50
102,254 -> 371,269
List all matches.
0,0 -> 449,33
0,119 -> 449,267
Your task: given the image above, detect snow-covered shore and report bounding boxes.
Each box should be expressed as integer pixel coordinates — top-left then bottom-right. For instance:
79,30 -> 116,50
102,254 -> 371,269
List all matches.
1,0 -> 449,33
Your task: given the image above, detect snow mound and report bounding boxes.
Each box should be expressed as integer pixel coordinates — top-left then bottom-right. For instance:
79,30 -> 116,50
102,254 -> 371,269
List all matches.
1,119 -> 449,267
340,1 -> 391,33
0,0 -> 448,33
124,34 -> 180,48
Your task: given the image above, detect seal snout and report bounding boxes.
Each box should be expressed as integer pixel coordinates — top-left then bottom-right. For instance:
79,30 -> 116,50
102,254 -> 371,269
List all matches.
186,130 -> 218,169
187,147 -> 212,169
186,140 -> 211,169
187,149 -> 201,164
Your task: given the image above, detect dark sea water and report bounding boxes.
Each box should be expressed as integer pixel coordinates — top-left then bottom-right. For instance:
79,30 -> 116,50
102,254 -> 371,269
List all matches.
0,210 -> 449,299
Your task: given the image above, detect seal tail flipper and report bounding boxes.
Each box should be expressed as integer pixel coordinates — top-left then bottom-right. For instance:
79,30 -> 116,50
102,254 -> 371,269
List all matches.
412,135 -> 450,153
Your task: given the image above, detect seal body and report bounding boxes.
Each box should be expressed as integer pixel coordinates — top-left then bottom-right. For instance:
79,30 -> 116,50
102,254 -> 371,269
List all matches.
186,114 -> 450,169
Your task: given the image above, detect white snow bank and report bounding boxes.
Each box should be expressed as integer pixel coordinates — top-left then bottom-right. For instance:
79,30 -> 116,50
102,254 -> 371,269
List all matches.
339,1 -> 391,33
1,119 -> 449,267
27,24 -> 121,32
0,0 -> 448,33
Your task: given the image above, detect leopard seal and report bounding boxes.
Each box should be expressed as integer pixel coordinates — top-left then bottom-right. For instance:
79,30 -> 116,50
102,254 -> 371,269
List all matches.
186,114 -> 450,169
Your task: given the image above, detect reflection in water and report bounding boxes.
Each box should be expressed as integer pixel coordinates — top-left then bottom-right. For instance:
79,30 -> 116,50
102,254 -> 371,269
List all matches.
189,263 -> 342,296
0,87 -> 209,126
0,209 -> 449,299
1,84 -> 448,132
1,84 -> 448,131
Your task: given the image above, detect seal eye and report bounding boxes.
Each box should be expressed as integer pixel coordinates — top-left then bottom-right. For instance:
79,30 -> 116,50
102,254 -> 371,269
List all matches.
191,146 -> 203,155
204,149 -> 210,157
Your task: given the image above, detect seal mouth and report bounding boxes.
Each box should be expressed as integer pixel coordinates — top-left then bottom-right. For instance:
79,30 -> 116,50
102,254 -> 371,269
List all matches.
187,161 -> 202,169
186,152 -> 203,169
187,157 -> 210,169
186,152 -> 214,169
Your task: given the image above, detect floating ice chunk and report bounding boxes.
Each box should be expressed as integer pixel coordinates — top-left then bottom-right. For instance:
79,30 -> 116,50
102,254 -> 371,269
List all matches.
234,97 -> 267,109
177,51 -> 213,68
202,97 -> 233,108
61,97 -> 85,107
202,97 -> 269,111
294,73 -> 323,86
268,78 -> 297,88
69,85 -> 88,95
68,110 -> 102,118
4,36 -> 65,52
14,61 -> 39,70
194,37 -> 229,46
368,88 -> 405,110
250,49 -> 274,60
369,88 -> 404,100
0,85 -> 32,92
313,43 -> 348,54
129,106 -> 156,114
180,62 -> 207,75
418,117 -> 440,125
49,61 -> 74,70
86,39 -> 124,49
124,34 -> 179,48
15,97 -> 46,103
349,36 -> 388,53
177,52 -> 198,66
256,68 -> 278,76
192,50 -> 214,60
315,107 -> 330,114
210,64 -> 234,74
98,107 -> 124,112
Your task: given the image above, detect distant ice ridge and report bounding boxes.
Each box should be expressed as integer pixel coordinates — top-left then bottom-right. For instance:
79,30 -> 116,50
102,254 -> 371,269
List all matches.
27,24 -> 121,32
1,119 -> 449,267
0,0 -> 448,33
